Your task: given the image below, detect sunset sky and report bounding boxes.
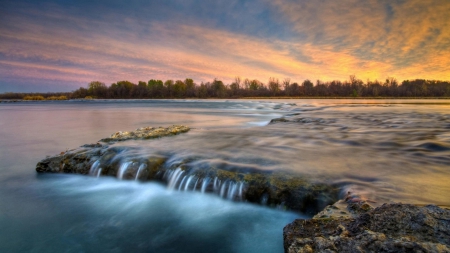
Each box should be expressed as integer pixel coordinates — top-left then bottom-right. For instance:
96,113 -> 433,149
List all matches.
1,0 -> 450,92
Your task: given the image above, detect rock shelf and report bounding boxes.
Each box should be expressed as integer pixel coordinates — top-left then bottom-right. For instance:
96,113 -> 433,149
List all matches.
34,125 -> 450,253
284,202 -> 450,253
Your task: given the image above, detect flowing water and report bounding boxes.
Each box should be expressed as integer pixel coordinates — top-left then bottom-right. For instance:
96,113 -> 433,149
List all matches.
0,99 -> 449,252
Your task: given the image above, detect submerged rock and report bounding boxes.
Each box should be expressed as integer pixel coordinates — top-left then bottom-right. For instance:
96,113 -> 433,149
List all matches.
283,203 -> 450,253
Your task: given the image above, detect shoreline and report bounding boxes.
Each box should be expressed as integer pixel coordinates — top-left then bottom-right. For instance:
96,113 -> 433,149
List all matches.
1,97 -> 450,102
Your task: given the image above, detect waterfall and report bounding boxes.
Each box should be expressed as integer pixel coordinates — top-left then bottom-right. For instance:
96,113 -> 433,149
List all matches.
193,178 -> 199,191
178,176 -> 187,191
135,163 -> 147,180
163,169 -> 246,202
238,182 -> 244,200
227,182 -> 237,200
168,168 -> 184,190
117,161 -> 132,179
96,168 -> 102,178
184,176 -> 194,191
219,181 -> 227,198
201,177 -> 210,193
89,160 -> 100,176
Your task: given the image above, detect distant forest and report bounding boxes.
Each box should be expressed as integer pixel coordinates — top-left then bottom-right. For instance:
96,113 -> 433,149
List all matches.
2,76 -> 450,100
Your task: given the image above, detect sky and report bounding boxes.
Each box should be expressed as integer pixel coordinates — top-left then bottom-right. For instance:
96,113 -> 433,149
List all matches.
1,0 -> 450,92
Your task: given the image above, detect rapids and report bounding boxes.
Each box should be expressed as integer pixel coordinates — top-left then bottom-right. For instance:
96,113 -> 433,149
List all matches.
1,99 -> 449,252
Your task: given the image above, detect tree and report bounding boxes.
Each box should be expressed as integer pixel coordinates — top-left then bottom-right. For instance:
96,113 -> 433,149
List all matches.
268,78 -> 280,95
249,79 -> 260,91
148,79 -> 164,97
185,78 -> 196,97
229,77 -> 241,97
164,80 -> 174,97
212,79 -> 227,97
196,82 -> 208,98
133,81 -> 148,98
173,80 -> 187,98
302,80 -> 314,96
115,81 -> 136,98
282,78 -> 291,94
87,81 -> 107,98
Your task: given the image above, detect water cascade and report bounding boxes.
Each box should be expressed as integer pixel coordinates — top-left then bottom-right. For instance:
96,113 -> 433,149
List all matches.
89,160 -> 101,177
135,163 -> 147,180
163,168 -> 246,201
91,159 -> 249,202
117,161 -> 132,180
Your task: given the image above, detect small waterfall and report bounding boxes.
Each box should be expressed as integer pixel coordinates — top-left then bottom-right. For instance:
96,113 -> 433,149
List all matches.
117,161 -> 132,179
201,177 -> 210,193
96,168 -> 102,178
163,169 -> 246,202
178,176 -> 187,191
89,160 -> 100,176
219,181 -> 227,198
168,168 -> 184,190
193,178 -> 199,190
135,163 -> 147,180
213,178 -> 221,191
227,182 -> 237,200
184,176 -> 194,191
238,182 -> 244,200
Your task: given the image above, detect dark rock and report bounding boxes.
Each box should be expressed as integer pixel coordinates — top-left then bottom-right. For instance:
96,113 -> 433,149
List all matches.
165,165 -> 339,214
35,125 -> 339,213
270,118 -> 290,123
284,203 -> 450,253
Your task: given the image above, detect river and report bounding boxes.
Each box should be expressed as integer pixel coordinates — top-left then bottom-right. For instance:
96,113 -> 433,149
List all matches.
0,99 -> 449,252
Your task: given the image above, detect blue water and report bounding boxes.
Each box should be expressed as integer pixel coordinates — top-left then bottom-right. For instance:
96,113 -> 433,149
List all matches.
0,100 -> 299,253
1,99 -> 449,252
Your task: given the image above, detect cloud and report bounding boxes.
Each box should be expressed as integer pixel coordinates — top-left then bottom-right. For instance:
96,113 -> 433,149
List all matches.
1,0 -> 449,92
270,0 -> 450,80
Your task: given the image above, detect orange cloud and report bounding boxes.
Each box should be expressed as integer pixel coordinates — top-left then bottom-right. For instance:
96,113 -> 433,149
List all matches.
1,0 -> 449,92
270,0 -> 450,80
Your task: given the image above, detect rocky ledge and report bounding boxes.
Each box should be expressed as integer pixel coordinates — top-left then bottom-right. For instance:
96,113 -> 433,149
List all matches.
35,125 -> 450,252
284,201 -> 450,253
100,125 -> 190,142
35,125 -> 339,214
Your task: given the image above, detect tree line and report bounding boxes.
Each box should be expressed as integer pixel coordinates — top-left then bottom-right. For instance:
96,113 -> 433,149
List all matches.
1,76 -> 450,100
71,76 -> 450,98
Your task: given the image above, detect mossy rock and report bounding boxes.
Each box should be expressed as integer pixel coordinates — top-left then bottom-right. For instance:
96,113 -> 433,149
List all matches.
100,125 -> 190,143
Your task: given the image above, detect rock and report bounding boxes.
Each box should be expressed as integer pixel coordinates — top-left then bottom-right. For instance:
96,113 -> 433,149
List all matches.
269,116 -> 336,125
35,125 -> 339,213
270,118 -> 290,123
164,165 -> 339,214
100,125 -> 190,142
36,144 -> 167,180
284,203 -> 450,253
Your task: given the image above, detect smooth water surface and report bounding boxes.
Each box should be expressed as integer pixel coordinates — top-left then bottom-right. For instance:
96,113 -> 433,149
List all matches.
0,99 -> 449,252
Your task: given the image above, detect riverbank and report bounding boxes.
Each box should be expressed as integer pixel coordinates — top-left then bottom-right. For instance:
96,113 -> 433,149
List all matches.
2,97 -> 450,103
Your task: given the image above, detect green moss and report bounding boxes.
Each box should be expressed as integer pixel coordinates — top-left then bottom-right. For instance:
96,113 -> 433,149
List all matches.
146,157 -> 167,179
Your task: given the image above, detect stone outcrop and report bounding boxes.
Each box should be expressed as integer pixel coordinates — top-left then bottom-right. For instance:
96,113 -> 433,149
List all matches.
284,202 -> 450,253
35,125 -> 339,214
100,125 -> 190,142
